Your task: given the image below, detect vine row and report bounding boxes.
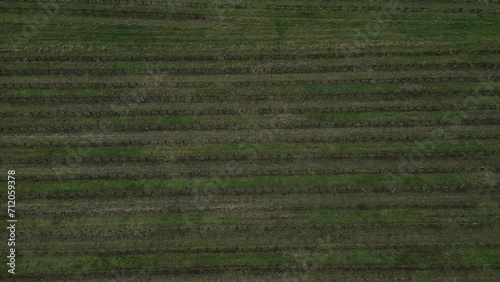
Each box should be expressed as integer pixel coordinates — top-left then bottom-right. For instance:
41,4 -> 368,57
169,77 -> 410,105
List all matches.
1,63 -> 496,77
4,150 -> 496,166
2,105 -> 498,119
2,49 -> 498,63
19,184 -> 497,200
22,242 -> 499,256
18,223 -> 496,240
0,7 -> 206,20
265,5 -> 498,13
1,133 -> 497,148
20,203 -> 481,218
1,76 -> 498,89
1,119 -> 498,134
18,166 -> 498,182
2,90 -> 496,105
15,264 -> 500,281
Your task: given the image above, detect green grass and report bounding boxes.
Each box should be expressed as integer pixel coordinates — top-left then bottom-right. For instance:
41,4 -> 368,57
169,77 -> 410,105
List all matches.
19,172 -> 492,193
18,253 -> 296,274
13,248 -> 500,274
2,139 -> 498,159
14,210 -> 423,230
3,109 -> 498,129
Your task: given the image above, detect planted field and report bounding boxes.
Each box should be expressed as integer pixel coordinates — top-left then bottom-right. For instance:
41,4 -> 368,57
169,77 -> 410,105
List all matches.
0,0 -> 499,281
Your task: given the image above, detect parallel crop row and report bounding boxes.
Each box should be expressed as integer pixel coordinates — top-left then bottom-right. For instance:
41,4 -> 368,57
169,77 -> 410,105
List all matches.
2,105 -> 497,118
0,7 -> 206,19
1,4 -> 497,14
20,203 -> 481,218
2,76 -> 498,89
4,0 -> 497,5
2,133 -> 497,148
19,166 -> 498,182
2,0 -> 246,8
18,223 -> 495,239
2,90 -> 496,105
21,242 -> 500,256
2,49 -> 497,62
1,119 -> 498,133
1,63 -> 496,76
20,184 -> 497,200
4,149 -> 494,166
265,5 -> 498,13
15,264 -> 500,281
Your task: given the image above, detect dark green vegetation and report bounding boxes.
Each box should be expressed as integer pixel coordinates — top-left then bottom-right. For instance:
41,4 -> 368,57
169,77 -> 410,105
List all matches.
0,0 -> 499,281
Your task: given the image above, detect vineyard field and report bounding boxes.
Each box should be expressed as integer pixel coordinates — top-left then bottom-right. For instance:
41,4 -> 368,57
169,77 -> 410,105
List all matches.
0,0 -> 499,281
